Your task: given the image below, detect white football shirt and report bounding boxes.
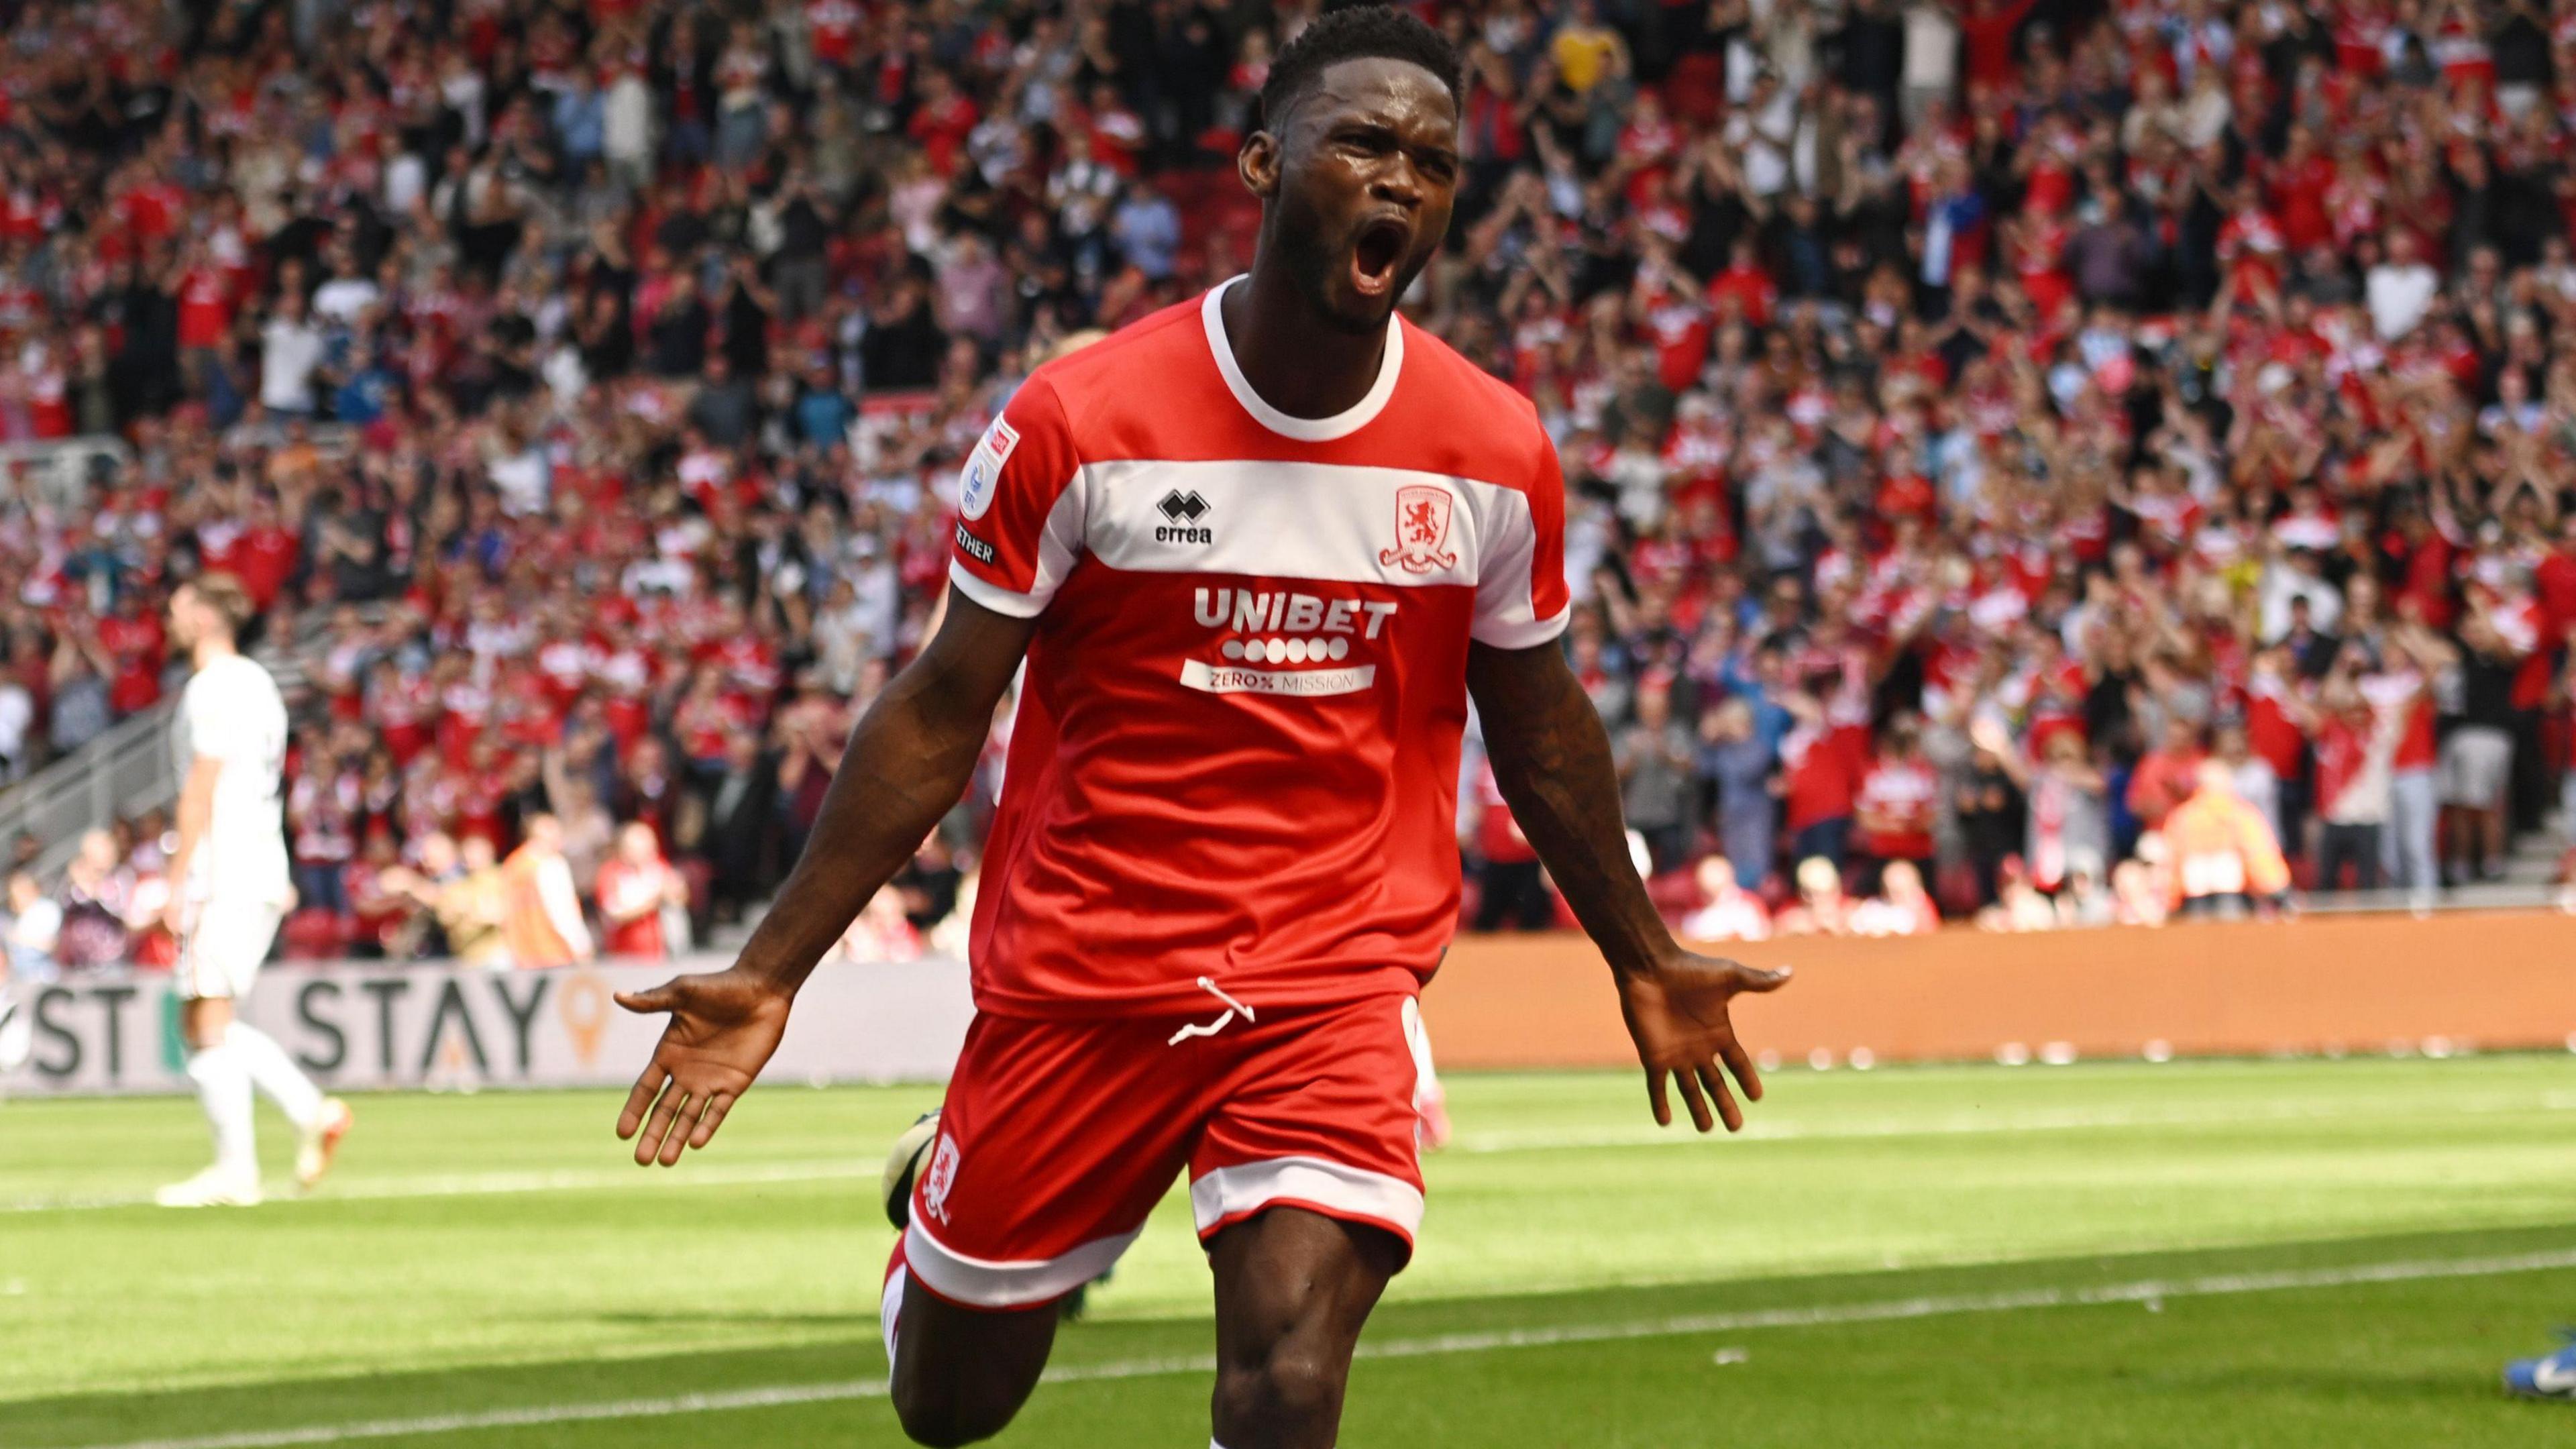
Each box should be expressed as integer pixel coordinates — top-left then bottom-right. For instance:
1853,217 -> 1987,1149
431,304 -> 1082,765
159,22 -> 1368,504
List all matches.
174,652 -> 292,904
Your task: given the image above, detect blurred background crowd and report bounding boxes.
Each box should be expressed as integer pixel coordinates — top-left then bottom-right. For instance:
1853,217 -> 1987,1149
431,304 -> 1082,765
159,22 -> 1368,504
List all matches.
12,0 -> 2576,976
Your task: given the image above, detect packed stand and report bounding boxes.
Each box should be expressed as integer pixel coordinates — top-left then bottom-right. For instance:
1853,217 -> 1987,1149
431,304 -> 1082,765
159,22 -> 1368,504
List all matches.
9,0 -> 2576,972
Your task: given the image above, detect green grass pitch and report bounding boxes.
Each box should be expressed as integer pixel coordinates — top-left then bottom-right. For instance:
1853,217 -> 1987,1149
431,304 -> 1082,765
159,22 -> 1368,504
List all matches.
7,1053 -> 2575,1446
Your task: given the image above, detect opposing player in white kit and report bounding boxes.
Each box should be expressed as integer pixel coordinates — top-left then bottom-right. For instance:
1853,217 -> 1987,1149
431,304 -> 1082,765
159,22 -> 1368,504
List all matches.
156,574 -> 353,1208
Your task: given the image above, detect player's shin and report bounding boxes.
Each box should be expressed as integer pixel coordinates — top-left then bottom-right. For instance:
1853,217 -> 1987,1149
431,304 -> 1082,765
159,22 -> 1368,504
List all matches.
183,1040 -> 256,1177
225,1021 -> 324,1129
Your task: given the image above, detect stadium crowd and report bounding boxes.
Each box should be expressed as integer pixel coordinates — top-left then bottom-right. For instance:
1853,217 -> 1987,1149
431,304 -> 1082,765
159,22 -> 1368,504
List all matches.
13,0 -> 2576,975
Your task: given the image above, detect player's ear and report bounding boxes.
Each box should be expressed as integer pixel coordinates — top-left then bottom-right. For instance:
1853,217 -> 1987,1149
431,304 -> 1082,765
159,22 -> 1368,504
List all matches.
1239,125 -> 1281,201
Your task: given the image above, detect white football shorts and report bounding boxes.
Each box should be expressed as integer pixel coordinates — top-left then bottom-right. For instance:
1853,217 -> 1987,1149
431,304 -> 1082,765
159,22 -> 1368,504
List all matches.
176,896 -> 286,1001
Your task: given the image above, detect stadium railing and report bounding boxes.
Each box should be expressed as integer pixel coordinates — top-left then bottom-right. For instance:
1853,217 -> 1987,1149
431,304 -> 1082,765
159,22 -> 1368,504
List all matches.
0,435 -> 128,517
0,706 -> 176,881
0,610 -> 319,883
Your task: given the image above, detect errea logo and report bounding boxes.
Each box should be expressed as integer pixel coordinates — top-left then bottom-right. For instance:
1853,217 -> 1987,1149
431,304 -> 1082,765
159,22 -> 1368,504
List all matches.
1156,489 -> 1212,544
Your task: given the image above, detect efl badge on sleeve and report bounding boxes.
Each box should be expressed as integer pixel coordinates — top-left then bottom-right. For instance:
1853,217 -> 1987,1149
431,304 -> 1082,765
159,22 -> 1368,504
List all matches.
1378,483 -> 1458,574
959,415 -> 1020,521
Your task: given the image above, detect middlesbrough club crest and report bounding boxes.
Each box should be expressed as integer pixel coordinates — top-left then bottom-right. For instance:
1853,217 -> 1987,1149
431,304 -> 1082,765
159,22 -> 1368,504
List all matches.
920,1133 -> 961,1224
1379,484 -> 1458,574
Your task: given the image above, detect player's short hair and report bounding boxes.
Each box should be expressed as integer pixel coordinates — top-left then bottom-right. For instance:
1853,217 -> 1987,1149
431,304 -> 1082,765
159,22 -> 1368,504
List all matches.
189,572 -> 256,635
1258,1 -> 1462,131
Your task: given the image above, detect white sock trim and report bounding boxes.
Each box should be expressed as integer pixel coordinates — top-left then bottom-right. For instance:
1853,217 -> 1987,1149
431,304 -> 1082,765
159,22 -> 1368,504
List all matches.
880,1264 -> 906,1377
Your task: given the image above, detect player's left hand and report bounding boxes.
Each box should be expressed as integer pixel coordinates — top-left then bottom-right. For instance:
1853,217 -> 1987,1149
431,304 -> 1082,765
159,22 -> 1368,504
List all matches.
1613,951 -> 1790,1134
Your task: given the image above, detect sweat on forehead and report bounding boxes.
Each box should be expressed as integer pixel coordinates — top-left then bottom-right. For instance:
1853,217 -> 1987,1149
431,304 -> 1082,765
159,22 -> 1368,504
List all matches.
1258,3 -> 1462,128
1274,54 -> 1459,130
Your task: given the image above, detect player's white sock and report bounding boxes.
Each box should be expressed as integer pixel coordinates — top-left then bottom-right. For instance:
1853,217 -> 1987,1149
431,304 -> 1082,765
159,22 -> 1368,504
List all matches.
184,1042 -> 257,1178
881,1246 -> 908,1375
225,1022 -> 323,1130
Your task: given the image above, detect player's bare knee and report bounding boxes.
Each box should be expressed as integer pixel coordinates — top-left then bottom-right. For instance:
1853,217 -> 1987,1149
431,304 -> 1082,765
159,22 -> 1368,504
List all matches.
1214,1342 -> 1349,1436
886,1311 -> 1045,1448
890,1375 -> 1013,1448
889,1403 -> 987,1448
180,999 -> 229,1051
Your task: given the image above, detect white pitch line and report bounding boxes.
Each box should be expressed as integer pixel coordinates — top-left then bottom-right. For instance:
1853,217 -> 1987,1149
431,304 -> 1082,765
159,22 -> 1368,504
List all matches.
51,1247 -> 2576,1449
15,1089 -> 2576,1214
1449,1089 -> 2576,1154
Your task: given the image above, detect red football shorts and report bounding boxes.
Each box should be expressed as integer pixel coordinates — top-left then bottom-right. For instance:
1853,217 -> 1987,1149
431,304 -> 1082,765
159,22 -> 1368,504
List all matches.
900,989 -> 1428,1309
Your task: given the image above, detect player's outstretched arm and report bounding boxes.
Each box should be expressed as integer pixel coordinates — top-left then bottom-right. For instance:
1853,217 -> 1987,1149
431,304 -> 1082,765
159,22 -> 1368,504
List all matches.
614,591 -> 1038,1165
1466,640 -> 1790,1134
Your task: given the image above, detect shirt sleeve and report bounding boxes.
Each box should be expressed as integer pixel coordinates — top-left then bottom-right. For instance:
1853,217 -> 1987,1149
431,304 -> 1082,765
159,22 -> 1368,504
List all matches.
948,375 -> 1086,619
1471,432 -> 1572,648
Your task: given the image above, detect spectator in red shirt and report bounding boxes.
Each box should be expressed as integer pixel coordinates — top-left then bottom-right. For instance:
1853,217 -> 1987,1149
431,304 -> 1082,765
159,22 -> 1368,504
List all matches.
1778,690 -> 1860,870
343,833 -> 413,961
906,66 -> 980,178
2127,716 -> 2207,835
2306,653 -> 2416,892
1960,0 -> 2039,90
1852,713 -> 1939,892
1705,237 -> 1776,329
2374,623 -> 2452,904
229,492 -> 302,610
594,822 -> 686,959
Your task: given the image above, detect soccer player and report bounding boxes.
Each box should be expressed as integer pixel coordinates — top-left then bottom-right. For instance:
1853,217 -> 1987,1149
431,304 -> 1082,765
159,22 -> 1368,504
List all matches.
156,574 -> 352,1208
612,8 -> 1788,1445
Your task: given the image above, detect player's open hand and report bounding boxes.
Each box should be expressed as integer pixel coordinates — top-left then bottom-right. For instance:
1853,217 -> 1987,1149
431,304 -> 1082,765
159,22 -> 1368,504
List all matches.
1613,951 -> 1790,1134
613,968 -> 793,1166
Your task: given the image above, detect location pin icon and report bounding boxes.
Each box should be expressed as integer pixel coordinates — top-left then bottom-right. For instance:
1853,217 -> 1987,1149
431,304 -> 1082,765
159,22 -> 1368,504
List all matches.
559,969 -> 610,1066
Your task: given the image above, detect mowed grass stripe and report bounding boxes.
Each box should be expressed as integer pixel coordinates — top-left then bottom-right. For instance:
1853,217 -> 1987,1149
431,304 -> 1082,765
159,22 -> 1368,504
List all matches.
62,1246 -> 2576,1449
17,1086 -> 2575,1214
1450,1088 -> 2576,1152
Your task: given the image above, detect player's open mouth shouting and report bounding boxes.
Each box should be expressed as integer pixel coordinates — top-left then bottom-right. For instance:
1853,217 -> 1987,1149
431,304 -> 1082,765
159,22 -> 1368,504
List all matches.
1349,212 -> 1411,301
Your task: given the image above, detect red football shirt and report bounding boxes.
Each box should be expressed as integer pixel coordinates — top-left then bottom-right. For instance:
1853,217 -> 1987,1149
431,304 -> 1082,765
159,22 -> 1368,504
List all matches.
2312,714 -> 2372,819
949,282 -> 1569,1018
1854,757 -> 1938,861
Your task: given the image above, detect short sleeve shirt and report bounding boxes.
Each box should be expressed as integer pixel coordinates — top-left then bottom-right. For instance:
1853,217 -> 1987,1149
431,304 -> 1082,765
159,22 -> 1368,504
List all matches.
949,280 -> 1570,1016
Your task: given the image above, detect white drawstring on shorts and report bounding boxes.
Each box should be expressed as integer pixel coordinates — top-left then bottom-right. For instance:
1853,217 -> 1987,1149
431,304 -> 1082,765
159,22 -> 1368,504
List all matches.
1167,977 -> 1256,1046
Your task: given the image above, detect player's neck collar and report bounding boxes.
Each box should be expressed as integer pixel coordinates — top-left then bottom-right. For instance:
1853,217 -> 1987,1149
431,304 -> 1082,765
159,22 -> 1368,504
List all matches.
1200,276 -> 1403,443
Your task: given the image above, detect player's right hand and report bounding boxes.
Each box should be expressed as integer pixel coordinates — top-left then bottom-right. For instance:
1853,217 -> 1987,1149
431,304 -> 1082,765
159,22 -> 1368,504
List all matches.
613,968 -> 794,1167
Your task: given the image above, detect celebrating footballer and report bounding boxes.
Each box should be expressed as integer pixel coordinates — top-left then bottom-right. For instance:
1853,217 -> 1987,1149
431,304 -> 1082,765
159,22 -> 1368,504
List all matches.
614,5 -> 1789,1444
